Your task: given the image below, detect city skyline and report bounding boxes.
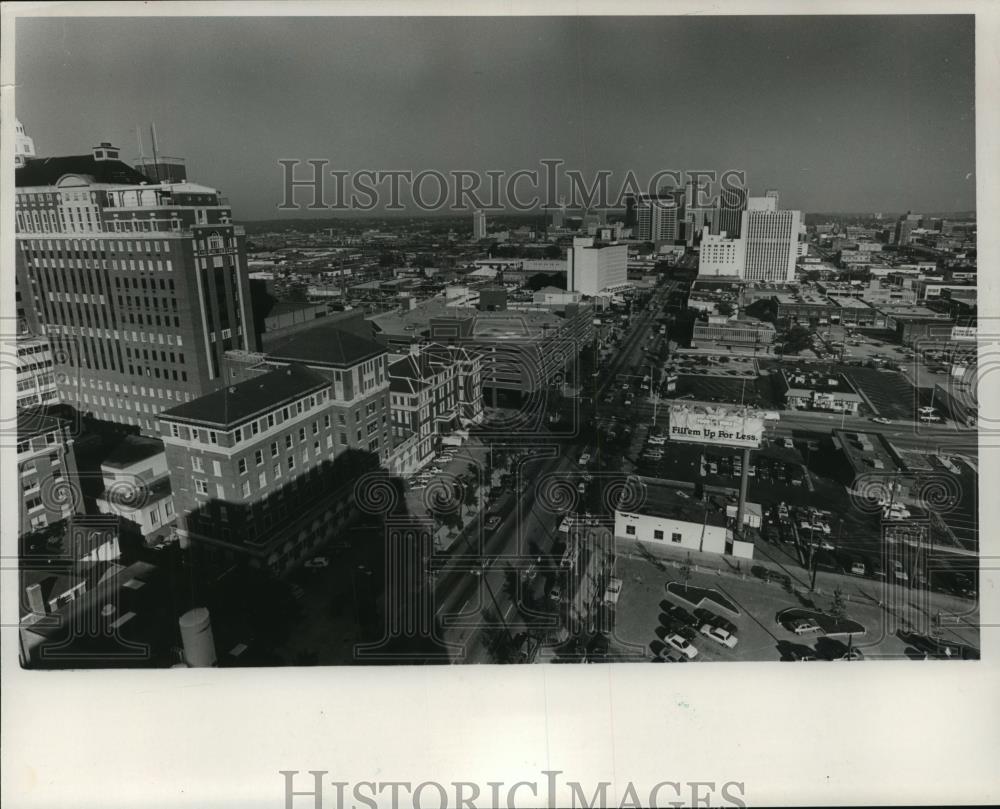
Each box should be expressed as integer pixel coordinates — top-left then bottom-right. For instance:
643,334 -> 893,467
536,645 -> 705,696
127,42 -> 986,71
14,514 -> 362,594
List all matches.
16,15 -> 976,220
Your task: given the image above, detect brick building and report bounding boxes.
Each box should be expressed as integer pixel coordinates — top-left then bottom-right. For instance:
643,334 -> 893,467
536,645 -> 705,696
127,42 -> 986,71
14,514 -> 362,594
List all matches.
158,363 -> 368,576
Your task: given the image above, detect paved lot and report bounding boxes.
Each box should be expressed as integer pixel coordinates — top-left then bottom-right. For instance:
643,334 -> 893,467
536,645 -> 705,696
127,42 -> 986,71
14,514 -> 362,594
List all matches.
608,548 -> 980,662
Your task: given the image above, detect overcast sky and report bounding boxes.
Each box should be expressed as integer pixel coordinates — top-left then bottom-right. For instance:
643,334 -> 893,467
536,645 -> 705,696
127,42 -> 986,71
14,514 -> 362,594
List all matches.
16,15 -> 975,219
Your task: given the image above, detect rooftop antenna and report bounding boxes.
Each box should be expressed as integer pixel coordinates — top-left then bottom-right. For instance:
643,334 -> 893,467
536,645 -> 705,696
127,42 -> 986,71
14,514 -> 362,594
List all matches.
136,125 -> 145,160
149,122 -> 161,182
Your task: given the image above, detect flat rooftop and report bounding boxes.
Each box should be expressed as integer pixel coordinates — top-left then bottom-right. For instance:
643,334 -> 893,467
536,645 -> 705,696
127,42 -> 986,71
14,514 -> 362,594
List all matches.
834,429 -> 905,475
625,480 -> 729,528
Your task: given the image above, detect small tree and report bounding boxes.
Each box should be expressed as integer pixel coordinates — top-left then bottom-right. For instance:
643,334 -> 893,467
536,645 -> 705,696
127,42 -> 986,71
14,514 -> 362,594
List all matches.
829,586 -> 847,623
679,552 -> 693,592
462,476 -> 478,515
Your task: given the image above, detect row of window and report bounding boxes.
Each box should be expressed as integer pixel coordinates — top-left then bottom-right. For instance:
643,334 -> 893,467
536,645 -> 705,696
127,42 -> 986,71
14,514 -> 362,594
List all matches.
623,524 -> 683,543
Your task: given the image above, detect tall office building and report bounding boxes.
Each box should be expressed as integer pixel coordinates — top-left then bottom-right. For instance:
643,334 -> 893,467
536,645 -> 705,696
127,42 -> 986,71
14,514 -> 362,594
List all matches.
634,194 -> 679,242
473,209 -> 487,240
15,118 -> 36,168
893,212 -> 922,246
568,237 -> 628,295
741,199 -> 801,282
15,141 -> 258,435
697,226 -> 746,277
714,186 -> 748,238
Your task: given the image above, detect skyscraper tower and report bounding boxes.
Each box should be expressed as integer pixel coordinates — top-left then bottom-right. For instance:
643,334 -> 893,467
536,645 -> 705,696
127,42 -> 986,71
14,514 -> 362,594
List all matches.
15,139 -> 258,435
714,186 -> 748,238
473,209 -> 487,240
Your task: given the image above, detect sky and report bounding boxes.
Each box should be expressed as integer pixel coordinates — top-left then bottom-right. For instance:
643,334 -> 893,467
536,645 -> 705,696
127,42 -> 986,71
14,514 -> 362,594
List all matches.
15,15 -> 976,220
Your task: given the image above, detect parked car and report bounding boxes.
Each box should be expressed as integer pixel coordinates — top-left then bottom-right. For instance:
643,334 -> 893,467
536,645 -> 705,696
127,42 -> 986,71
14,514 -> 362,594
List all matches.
850,561 -> 867,576
790,618 -> 822,635
870,417 -> 891,425
664,632 -> 699,659
304,557 -> 329,569
484,514 -> 502,531
834,648 -> 865,661
578,453 -> 592,466
699,624 -> 738,648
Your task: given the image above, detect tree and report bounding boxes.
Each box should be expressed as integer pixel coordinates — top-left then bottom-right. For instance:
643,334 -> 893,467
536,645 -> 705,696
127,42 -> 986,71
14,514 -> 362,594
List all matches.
716,301 -> 735,317
461,476 -> 478,515
782,324 -> 813,355
679,552 -> 693,592
829,586 -> 847,623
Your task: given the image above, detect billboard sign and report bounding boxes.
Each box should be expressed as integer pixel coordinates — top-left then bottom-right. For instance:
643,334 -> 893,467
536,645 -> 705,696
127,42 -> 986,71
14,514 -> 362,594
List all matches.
667,401 -> 766,449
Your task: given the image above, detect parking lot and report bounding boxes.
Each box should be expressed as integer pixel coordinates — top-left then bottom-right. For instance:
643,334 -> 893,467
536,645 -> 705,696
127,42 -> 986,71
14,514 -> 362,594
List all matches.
607,548 -> 980,662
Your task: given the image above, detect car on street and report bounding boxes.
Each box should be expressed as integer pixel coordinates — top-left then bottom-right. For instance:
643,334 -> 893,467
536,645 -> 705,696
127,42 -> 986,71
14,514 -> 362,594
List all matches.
870,417 -> 891,425
304,557 -> 329,569
484,514 -> 502,531
699,624 -> 738,648
549,585 -> 562,602
578,453 -> 592,466
789,618 -> 822,635
576,481 -> 587,494
664,632 -> 699,659
850,561 -> 867,576
834,648 -> 864,661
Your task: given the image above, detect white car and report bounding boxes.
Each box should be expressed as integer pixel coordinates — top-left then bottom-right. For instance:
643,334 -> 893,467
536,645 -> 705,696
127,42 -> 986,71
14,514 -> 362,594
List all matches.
699,624 -> 738,648
578,453 -> 592,466
664,633 -> 699,659
870,417 -> 891,425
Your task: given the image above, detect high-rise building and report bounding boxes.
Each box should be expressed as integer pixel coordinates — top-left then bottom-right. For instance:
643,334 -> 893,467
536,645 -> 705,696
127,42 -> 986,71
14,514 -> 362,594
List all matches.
568,237 -> 628,295
714,186 -> 748,238
15,141 -> 258,434
697,226 -> 746,277
893,212 -> 922,246
473,209 -> 487,240
741,200 -> 801,282
634,194 -> 679,242
15,118 -> 36,168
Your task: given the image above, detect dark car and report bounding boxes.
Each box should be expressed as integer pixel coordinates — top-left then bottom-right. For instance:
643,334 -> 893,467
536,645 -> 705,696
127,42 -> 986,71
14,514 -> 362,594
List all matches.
664,604 -> 699,628
484,514 -> 503,532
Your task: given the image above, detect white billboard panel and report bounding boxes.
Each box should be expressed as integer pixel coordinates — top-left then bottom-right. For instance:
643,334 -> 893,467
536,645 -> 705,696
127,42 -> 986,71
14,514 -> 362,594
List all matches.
668,402 -> 766,449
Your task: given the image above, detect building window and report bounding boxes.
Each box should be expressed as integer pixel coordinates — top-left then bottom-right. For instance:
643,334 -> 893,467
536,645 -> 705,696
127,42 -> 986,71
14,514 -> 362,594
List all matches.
671,532 -> 682,543
273,464 -> 282,479
195,479 -> 208,495
270,441 -> 279,457
192,456 -> 203,472
287,456 -> 295,470
625,525 -> 636,536
255,449 -> 264,465
653,530 -> 664,540
212,460 -> 222,477
285,434 -> 293,449
258,471 -> 267,488
238,458 -> 247,475
242,481 -> 251,498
